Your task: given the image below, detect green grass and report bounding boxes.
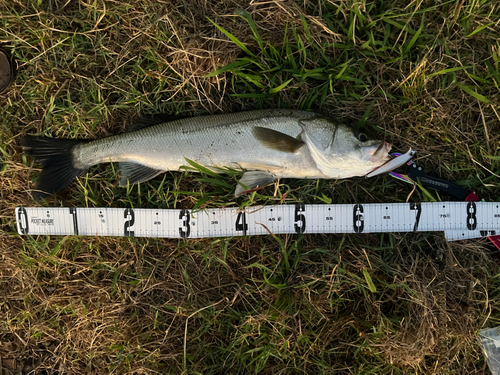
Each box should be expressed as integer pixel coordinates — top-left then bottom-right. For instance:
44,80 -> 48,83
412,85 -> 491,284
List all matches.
1,0 -> 500,373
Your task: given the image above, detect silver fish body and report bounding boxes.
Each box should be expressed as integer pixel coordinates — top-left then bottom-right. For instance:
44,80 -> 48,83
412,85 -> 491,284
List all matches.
21,109 -> 392,199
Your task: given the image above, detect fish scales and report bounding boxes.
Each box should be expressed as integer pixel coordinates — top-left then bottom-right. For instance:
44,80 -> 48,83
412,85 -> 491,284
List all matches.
74,109 -> 322,178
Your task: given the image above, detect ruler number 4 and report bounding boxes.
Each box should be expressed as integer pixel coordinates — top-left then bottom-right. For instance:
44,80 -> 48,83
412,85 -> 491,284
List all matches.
235,212 -> 248,235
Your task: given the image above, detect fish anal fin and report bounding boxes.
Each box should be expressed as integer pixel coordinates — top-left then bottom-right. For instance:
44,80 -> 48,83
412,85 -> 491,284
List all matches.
235,171 -> 277,196
252,126 -> 304,153
119,162 -> 166,185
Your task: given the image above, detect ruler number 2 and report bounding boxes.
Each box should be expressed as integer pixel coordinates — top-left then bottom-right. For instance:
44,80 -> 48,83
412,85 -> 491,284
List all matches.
124,208 -> 135,237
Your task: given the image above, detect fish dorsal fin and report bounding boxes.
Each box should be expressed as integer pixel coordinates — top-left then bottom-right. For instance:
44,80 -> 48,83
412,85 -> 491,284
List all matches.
128,114 -> 187,132
252,126 -> 304,153
119,162 -> 166,185
235,171 -> 277,196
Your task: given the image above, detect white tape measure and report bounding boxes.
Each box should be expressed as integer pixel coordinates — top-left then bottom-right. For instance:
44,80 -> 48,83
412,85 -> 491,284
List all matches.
15,202 -> 499,241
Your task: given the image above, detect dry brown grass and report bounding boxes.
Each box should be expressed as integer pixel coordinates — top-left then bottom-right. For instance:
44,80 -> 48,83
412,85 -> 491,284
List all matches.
1,0 -> 500,373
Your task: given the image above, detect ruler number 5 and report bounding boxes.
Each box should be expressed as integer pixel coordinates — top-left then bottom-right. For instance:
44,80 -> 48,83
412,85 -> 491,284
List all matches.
294,204 -> 306,233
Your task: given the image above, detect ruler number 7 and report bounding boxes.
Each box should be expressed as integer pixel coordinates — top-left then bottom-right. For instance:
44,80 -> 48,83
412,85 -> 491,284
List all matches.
410,203 -> 421,232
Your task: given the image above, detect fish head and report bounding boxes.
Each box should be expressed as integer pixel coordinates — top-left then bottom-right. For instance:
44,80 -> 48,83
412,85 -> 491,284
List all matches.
301,119 -> 392,178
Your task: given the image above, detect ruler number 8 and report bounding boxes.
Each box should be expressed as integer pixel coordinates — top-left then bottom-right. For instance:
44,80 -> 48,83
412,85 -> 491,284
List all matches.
466,202 -> 477,230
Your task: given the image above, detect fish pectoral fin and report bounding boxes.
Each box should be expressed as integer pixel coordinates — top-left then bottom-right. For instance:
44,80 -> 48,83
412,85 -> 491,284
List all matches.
252,126 -> 304,153
119,162 -> 166,186
235,171 -> 277,196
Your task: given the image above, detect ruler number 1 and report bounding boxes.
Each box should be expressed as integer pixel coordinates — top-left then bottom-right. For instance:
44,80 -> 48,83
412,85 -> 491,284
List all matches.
70,208 -> 78,235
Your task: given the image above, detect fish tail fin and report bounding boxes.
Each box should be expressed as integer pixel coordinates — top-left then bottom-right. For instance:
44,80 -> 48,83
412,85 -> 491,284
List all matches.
20,136 -> 88,200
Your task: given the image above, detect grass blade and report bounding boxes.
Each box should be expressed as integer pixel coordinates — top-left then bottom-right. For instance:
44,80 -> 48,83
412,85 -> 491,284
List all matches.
456,82 -> 492,103
363,268 -> 377,293
207,18 -> 255,57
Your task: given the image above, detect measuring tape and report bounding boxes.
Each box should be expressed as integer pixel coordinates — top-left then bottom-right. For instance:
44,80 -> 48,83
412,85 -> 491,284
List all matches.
15,202 -> 499,240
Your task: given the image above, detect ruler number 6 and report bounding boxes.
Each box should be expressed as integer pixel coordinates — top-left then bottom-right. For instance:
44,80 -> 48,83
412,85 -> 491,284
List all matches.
353,204 -> 364,233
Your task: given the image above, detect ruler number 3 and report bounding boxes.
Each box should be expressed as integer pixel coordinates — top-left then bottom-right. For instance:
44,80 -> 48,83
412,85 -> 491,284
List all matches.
179,209 -> 191,238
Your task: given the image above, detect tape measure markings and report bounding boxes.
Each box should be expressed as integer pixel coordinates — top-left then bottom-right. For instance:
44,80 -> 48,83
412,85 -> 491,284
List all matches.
15,202 -> 500,240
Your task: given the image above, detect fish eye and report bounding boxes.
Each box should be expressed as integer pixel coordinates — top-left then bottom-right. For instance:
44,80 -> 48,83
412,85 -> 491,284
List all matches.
357,132 -> 368,142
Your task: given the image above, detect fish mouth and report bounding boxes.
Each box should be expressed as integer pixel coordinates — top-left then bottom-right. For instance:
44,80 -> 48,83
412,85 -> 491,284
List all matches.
373,141 -> 392,157
366,148 -> 415,177
370,141 -> 392,161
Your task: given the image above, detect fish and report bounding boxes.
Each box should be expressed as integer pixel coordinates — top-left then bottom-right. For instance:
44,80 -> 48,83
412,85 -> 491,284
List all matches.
20,108 -> 403,200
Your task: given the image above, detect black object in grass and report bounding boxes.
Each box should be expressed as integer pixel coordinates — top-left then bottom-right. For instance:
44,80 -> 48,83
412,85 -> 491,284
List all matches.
0,48 -> 14,94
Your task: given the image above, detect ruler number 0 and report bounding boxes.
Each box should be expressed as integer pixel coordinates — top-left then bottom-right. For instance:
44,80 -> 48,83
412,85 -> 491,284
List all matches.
17,207 -> 29,235
294,204 -> 306,233
467,202 -> 477,230
179,209 -> 191,238
353,204 -> 364,233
